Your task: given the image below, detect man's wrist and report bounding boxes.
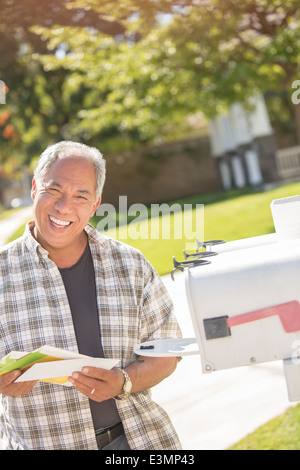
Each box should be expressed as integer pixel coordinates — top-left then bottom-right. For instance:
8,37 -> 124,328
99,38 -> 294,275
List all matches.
114,368 -> 132,401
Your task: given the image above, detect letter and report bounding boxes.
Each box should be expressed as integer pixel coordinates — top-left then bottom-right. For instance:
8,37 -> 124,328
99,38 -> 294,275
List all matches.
183,203 -> 204,251
96,203 -> 117,238
292,80 -> 300,105
150,203 -> 182,240
127,203 -> 149,240
118,195 -> 128,240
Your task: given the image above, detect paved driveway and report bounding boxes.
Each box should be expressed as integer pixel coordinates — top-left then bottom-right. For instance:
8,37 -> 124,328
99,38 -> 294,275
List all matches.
0,206 -> 33,247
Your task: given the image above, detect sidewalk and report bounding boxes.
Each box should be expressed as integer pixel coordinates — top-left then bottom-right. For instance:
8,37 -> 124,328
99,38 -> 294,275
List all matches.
152,273 -> 293,450
0,205 -> 33,247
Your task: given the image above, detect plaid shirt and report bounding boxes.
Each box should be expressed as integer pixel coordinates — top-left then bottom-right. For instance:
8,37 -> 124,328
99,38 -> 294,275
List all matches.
0,222 -> 182,450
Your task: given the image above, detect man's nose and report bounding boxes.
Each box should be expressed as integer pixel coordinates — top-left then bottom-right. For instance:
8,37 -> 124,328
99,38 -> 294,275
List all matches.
54,194 -> 73,213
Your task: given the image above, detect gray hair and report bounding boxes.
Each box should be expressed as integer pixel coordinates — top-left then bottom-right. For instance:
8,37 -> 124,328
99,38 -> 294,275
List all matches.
34,141 -> 106,199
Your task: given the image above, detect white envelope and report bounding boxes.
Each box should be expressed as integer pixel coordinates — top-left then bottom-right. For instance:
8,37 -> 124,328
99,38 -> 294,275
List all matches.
15,357 -> 119,385
8,345 -> 119,387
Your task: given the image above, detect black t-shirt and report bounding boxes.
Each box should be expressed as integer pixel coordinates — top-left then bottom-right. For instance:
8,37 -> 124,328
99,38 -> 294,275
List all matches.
59,243 -> 120,430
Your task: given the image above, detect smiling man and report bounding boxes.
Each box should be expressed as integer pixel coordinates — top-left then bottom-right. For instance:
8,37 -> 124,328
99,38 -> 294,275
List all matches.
31,155 -> 101,268
0,141 -> 182,450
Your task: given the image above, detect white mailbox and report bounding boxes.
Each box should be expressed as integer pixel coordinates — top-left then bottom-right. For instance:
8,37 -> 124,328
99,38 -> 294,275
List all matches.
186,238 -> 300,371
135,196 -> 300,402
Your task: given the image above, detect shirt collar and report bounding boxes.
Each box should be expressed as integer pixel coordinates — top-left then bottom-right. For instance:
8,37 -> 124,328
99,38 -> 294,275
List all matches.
23,220 -> 108,266
23,220 -> 49,265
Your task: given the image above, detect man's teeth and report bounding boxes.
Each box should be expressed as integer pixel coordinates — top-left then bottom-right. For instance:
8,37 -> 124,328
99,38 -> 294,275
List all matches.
50,216 -> 71,227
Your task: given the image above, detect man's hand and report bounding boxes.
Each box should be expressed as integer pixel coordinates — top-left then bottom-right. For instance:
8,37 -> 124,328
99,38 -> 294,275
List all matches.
69,356 -> 179,402
69,367 -> 124,402
0,370 -> 37,397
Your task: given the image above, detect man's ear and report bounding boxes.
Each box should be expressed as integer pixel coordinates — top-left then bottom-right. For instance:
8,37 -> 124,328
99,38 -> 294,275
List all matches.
91,196 -> 101,217
31,178 -> 37,201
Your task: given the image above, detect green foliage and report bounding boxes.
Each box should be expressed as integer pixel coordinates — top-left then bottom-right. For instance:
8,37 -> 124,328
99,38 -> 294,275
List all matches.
31,0 -> 300,149
30,25 -> 199,151
157,0 -> 300,117
0,0 -> 300,168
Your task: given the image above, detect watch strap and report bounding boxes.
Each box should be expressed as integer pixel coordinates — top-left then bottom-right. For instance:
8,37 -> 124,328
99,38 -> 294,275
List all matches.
114,368 -> 132,401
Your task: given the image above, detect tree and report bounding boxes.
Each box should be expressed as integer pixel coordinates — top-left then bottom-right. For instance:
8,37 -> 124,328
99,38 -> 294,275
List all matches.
0,0 -> 127,168
1,0 -> 300,168
158,0 -> 300,138
0,89 -> 20,205
31,0 -> 300,149
0,0 -> 204,163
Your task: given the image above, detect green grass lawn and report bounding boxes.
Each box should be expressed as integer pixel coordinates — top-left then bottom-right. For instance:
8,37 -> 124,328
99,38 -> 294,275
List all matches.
91,180 -> 300,276
0,207 -> 23,222
229,403 -> 300,450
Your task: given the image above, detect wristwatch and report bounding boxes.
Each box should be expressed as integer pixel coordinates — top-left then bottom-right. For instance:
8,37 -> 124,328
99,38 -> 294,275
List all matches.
114,369 -> 132,400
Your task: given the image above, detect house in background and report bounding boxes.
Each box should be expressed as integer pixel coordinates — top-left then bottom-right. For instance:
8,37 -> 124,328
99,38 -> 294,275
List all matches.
209,95 -> 278,190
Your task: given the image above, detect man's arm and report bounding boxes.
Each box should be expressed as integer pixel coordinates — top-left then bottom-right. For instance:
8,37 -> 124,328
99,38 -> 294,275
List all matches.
69,355 -> 179,402
0,355 -> 178,400
126,355 -> 178,393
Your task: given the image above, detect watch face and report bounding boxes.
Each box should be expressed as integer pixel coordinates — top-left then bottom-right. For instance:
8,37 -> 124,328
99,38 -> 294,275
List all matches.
124,380 -> 132,394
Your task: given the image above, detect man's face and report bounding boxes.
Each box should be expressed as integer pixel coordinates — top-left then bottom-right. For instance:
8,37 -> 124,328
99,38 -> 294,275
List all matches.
31,156 -> 101,253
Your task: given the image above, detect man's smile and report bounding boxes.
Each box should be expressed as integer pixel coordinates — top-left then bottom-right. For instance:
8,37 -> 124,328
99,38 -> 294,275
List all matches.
49,215 -> 72,228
